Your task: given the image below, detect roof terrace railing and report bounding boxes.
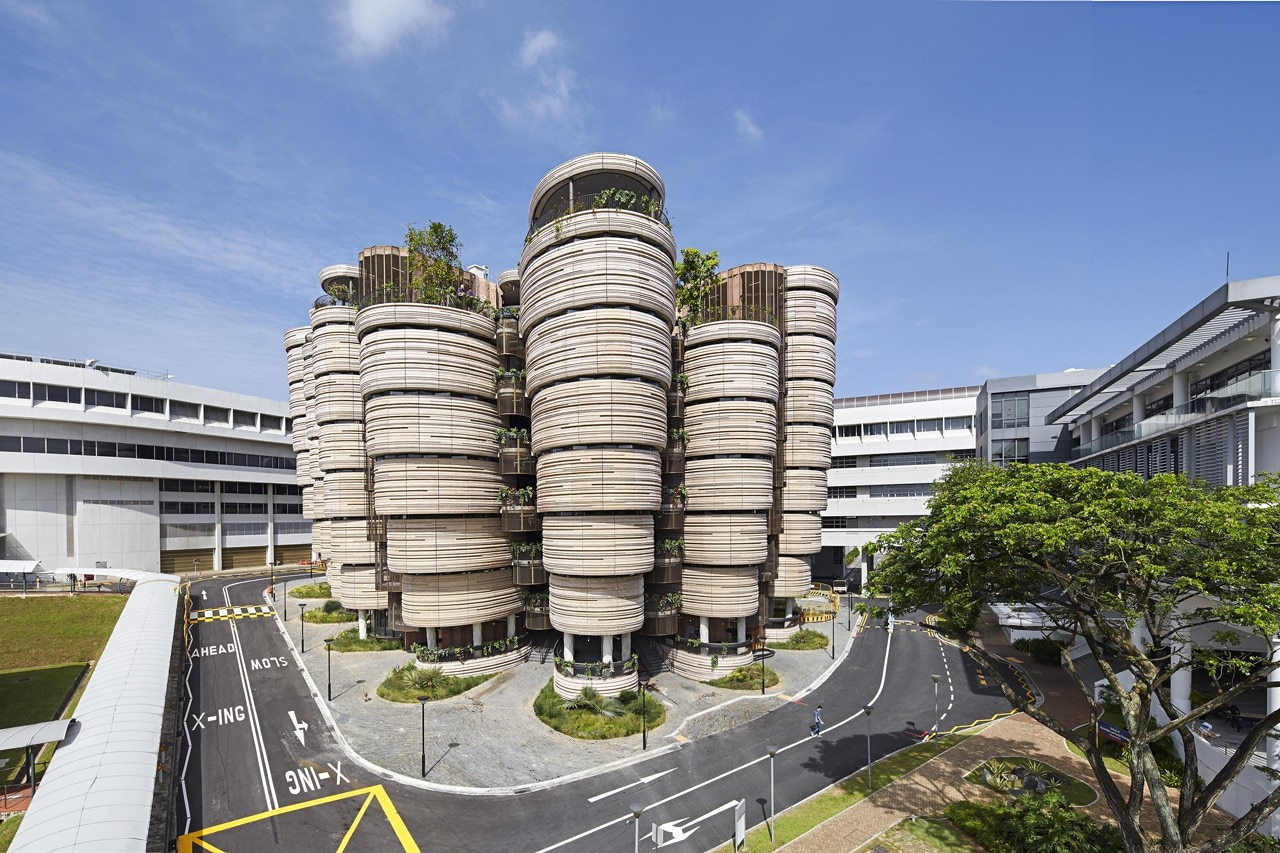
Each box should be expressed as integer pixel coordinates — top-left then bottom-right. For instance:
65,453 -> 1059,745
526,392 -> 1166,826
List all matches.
1074,369 -> 1280,459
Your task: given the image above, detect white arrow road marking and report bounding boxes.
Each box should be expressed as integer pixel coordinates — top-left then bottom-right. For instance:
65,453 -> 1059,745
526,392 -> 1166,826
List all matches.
651,800 -> 740,847
587,768 -> 678,803
288,710 -> 308,746
328,760 -> 348,785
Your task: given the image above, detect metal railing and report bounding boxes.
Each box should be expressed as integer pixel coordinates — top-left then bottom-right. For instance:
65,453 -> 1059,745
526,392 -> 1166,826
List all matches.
527,189 -> 670,238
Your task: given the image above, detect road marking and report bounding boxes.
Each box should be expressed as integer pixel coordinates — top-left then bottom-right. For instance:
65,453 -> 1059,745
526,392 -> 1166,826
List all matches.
189,604 -> 273,624
329,760 -> 349,785
538,626 -> 900,853
178,784 -> 419,853
223,579 -> 280,812
289,710 -> 309,746
319,771 -> 331,780
650,799 -> 740,845
586,767 -> 677,803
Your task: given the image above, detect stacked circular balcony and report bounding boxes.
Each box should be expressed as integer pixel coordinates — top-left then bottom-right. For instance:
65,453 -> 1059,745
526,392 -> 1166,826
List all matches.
355,271 -> 521,669
679,318 -> 781,676
312,265 -> 381,615
284,327 -> 324,584
519,153 -> 676,697
776,265 -> 840,599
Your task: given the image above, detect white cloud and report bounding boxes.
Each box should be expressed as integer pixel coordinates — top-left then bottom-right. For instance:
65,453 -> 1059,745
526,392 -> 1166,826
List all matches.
0,0 -> 57,29
339,0 -> 451,58
497,29 -> 576,129
519,29 -> 559,68
734,108 -> 763,141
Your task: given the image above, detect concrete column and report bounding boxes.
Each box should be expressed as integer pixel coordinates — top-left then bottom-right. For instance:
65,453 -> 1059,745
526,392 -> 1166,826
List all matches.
425,627 -> 437,650
603,634 -> 614,665
621,633 -> 631,660
563,632 -> 575,662
1132,393 -> 1145,426
1269,636 -> 1280,772
698,617 -> 710,644
1271,313 -> 1280,376
506,614 -> 517,637
1170,639 -> 1192,719
265,487 -> 276,567
213,482 -> 224,572
1080,418 -> 1093,447
737,617 -> 747,642
1091,415 -> 1106,445
472,622 -> 483,647
1173,371 -> 1190,408
357,608 -> 368,640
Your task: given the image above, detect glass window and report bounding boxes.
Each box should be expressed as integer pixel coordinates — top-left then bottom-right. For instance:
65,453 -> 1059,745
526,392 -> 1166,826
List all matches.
835,424 -> 861,439
85,389 -> 126,408
0,381 -> 31,399
889,420 -> 914,435
827,486 -> 858,499
945,416 -> 974,431
233,410 -> 257,429
33,383 -> 81,404
869,483 -> 934,498
170,400 -> 200,421
204,406 -> 229,425
821,516 -> 849,529
864,422 -> 887,437
0,435 -> 20,452
131,394 -> 165,414
830,456 -> 858,469
22,437 -> 45,453
869,452 -> 934,467
261,414 -> 282,432
990,392 -> 1030,429
916,418 -> 942,433
46,438 -> 69,454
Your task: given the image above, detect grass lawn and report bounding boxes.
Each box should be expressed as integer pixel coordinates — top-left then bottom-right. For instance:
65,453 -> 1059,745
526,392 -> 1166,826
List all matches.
329,628 -> 401,652
288,582 -> 331,598
0,814 -> 23,852
0,663 -> 85,784
0,595 -> 126,670
714,733 -> 972,853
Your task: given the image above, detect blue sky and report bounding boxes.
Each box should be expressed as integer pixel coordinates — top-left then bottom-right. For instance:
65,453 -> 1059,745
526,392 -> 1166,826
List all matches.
2,0 -> 1277,401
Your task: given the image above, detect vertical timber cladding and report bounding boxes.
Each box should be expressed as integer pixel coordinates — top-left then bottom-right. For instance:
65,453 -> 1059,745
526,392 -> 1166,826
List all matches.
160,548 -> 216,574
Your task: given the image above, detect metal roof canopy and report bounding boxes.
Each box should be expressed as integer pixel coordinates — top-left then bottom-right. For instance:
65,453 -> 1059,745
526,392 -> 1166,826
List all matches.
10,569 -> 181,853
0,560 -> 42,573
1048,276 -> 1280,425
0,719 -> 73,752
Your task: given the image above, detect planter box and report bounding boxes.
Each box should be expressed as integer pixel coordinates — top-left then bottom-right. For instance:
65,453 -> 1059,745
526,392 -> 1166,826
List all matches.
513,557 -> 547,585
656,505 -> 685,531
525,608 -> 551,631
497,386 -> 527,417
499,445 -> 534,476
650,559 -> 682,585
641,612 -> 679,635
497,319 -> 523,357
501,505 -> 541,533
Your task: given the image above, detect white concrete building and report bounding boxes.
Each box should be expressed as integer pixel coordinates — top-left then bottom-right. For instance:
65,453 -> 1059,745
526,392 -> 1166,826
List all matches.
821,386 -> 979,590
0,353 -> 309,574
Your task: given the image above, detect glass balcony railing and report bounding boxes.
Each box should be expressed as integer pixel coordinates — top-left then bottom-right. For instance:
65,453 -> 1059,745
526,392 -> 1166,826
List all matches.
1073,369 -> 1280,459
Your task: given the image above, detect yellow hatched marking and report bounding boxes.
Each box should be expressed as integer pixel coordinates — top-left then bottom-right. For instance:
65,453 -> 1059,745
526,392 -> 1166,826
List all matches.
177,784 -> 418,853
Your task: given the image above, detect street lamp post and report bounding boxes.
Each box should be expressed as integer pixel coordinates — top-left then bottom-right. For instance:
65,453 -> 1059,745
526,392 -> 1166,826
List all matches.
418,696 -> 429,777
846,591 -> 852,631
631,803 -> 644,853
640,683 -> 648,751
298,603 -> 307,653
766,745 -> 778,843
830,609 -> 836,660
931,674 -> 941,738
758,645 -> 766,695
325,638 -> 334,702
864,705 -> 874,789
270,563 -> 275,601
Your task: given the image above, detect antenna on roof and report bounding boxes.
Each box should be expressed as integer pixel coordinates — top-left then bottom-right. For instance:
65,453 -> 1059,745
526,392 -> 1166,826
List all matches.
1225,250 -> 1230,282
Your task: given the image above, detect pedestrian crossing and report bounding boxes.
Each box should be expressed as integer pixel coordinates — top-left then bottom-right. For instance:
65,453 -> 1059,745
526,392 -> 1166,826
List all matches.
189,605 -> 274,623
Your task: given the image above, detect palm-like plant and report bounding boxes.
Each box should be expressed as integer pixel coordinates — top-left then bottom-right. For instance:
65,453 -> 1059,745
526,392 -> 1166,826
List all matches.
399,664 -> 448,693
562,686 -> 623,717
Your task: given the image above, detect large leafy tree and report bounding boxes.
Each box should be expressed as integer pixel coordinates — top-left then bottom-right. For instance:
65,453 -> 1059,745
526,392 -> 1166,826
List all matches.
674,247 -> 719,325
867,461 -> 1280,853
405,220 -> 463,305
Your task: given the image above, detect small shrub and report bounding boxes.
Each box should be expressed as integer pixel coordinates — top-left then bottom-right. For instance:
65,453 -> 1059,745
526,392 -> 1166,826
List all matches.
328,627 -> 400,652
532,680 -> 665,739
376,662 -> 493,702
946,800 -> 1013,853
288,582 -> 331,598
322,599 -> 344,614
302,601 -> 357,623
707,662 -> 779,690
767,629 -> 829,651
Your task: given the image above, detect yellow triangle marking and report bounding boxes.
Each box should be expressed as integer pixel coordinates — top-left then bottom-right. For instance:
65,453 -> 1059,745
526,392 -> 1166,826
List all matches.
191,837 -> 228,853
335,790 -> 377,853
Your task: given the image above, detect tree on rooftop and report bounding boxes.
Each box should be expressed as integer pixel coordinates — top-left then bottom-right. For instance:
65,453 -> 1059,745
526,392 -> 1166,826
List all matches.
866,461 -> 1280,853
405,221 -> 462,306
674,247 -> 719,325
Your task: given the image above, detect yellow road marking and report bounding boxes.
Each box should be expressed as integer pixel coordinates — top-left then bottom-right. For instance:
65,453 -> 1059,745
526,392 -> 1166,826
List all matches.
178,784 -> 419,853
672,734 -> 689,743
336,790 -> 376,852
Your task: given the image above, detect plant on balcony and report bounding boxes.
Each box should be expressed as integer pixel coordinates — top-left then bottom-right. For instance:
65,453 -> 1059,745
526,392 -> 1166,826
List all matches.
662,484 -> 688,505
511,541 -> 543,559
669,428 -> 689,448
496,305 -> 520,321
498,485 -> 535,507
672,372 -> 689,392
645,591 -> 682,612
658,538 -> 684,558
495,427 -> 531,446
674,247 -> 720,325
493,368 -> 526,389
522,590 -> 550,609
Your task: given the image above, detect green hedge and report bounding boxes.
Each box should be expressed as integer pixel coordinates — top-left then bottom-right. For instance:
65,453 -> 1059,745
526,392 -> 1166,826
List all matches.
767,629 -> 829,651
533,680 -> 665,739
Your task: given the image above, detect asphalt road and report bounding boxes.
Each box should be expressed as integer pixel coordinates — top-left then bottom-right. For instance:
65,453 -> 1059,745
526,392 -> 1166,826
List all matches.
178,577 -> 1017,852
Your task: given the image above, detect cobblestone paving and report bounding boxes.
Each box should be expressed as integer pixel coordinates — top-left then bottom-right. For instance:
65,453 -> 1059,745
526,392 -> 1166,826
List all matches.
272,581 -> 860,789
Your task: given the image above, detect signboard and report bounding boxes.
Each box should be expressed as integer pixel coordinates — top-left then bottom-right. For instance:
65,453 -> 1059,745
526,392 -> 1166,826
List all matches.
1098,720 -> 1131,745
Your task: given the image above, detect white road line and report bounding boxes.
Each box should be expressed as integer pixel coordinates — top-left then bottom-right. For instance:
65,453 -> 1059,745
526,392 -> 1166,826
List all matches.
224,578 -> 280,812
537,628 -> 898,852
586,767 -> 677,803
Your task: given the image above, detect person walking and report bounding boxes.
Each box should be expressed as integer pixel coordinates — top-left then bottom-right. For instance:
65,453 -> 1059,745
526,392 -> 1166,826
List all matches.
811,705 -> 824,737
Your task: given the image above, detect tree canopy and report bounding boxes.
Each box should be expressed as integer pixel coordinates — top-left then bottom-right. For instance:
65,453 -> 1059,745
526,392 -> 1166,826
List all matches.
674,247 -> 719,325
867,461 -> 1280,853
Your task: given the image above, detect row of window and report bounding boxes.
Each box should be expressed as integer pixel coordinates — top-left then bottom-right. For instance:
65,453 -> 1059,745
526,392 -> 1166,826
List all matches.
830,448 -> 975,469
988,438 -> 1029,465
828,486 -> 858,499
0,436 -> 296,469
82,498 -> 155,507
834,416 -> 973,439
868,483 -> 933,498
160,479 -> 298,495
160,520 -> 311,538
0,382 -> 289,431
